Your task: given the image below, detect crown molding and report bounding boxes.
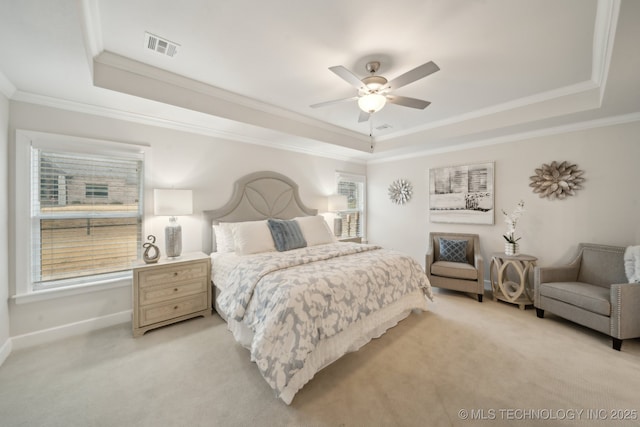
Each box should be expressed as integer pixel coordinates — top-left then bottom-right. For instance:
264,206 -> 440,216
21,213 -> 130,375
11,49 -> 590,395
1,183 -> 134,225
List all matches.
377,80 -> 600,144
0,70 -> 16,99
13,89 -> 639,167
78,0 -> 103,76
368,111 -> 640,164
11,91 -> 368,164
593,0 -> 620,102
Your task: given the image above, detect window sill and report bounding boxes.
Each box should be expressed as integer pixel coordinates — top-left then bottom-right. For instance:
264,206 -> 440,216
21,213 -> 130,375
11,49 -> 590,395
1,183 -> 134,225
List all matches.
12,274 -> 132,305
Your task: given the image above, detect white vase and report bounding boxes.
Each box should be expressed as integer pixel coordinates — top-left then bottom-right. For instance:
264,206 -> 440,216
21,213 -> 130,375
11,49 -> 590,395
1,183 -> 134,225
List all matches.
505,242 -> 520,256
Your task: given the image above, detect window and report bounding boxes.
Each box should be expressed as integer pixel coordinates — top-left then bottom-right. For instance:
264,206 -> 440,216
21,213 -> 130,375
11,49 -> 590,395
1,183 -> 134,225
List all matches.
336,172 -> 366,239
85,183 -> 109,198
16,130 -> 147,295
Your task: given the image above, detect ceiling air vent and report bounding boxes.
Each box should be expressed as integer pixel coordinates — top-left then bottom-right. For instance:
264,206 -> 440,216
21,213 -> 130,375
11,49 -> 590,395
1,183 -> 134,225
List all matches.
144,32 -> 179,58
376,124 -> 393,131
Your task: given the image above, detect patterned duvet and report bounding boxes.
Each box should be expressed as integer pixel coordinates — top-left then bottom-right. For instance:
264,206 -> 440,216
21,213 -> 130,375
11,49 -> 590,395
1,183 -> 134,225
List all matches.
214,242 -> 433,403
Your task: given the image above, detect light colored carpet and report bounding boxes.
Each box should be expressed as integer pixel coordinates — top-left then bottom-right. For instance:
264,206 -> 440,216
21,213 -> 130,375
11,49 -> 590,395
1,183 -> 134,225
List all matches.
1,290 -> 639,427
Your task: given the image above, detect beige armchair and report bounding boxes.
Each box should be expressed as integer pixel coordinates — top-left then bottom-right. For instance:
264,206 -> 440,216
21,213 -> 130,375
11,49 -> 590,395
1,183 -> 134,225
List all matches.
426,232 -> 484,302
534,243 -> 640,351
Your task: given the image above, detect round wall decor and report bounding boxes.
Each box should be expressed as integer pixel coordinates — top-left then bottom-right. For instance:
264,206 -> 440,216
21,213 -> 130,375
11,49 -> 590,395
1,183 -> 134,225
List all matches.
388,179 -> 413,205
529,161 -> 585,200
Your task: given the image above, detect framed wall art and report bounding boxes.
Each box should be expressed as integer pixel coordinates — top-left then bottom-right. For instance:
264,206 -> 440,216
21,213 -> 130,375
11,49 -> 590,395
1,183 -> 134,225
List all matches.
429,161 -> 494,224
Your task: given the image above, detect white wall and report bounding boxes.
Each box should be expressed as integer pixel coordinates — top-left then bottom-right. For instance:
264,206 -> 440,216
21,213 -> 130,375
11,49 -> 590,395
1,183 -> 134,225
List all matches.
8,101 -> 365,338
0,92 -> 10,363
8,99 -> 640,342
367,121 -> 640,280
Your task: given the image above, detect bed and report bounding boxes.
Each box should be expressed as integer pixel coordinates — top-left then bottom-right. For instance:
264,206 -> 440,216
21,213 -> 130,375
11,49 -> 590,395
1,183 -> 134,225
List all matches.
204,171 -> 433,404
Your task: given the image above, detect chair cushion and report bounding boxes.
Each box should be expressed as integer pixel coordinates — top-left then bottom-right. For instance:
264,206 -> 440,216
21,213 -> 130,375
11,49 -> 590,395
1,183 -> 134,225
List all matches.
578,246 -> 627,286
538,282 -> 611,316
431,260 -> 478,281
438,238 -> 468,263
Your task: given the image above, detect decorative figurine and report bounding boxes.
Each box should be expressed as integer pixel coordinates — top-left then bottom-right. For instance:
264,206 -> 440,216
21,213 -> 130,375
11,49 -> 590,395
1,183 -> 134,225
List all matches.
142,235 -> 160,264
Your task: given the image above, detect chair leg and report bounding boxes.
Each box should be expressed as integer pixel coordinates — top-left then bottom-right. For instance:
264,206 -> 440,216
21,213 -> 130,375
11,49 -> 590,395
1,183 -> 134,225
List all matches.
477,294 -> 483,302
612,338 -> 622,351
536,308 -> 544,318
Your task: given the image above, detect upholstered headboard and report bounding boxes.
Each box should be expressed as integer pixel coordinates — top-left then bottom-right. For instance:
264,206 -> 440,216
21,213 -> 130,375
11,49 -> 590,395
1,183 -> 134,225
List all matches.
203,171 -> 318,252
204,171 -> 317,223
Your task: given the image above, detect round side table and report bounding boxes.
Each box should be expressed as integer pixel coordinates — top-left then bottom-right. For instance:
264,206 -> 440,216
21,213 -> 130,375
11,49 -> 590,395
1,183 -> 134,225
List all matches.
489,253 -> 537,310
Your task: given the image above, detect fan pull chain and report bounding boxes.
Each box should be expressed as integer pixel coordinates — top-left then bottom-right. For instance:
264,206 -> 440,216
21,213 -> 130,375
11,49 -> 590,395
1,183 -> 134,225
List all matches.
369,116 -> 375,152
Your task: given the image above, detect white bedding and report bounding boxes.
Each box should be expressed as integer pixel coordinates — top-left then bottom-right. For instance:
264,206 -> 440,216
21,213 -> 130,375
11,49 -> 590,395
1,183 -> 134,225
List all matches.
212,242 -> 433,404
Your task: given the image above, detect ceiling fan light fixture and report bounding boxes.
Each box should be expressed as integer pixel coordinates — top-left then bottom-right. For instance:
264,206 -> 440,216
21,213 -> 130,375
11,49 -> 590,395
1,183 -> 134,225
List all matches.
358,93 -> 386,113
362,75 -> 388,91
312,60 -> 438,118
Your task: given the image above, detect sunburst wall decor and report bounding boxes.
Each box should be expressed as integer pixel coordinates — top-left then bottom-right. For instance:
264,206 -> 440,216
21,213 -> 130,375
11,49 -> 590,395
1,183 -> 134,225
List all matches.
529,161 -> 585,199
388,179 -> 413,205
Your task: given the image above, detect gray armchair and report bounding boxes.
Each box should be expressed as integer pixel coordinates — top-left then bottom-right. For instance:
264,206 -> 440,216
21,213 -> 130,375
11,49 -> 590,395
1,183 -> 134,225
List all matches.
534,243 -> 640,350
426,232 -> 484,302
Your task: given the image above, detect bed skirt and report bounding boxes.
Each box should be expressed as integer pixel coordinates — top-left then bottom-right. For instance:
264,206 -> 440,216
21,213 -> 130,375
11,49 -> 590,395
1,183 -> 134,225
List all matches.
216,284 -> 429,404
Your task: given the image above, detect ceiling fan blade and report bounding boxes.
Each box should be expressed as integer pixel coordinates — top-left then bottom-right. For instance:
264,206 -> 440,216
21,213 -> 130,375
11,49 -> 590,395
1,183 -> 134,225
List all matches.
385,61 -> 440,91
358,110 -> 371,122
386,95 -> 431,109
329,65 -> 366,90
310,96 -> 358,108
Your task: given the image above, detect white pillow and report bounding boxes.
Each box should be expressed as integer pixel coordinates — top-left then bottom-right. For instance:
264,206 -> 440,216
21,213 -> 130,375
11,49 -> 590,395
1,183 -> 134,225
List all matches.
295,216 -> 337,246
213,223 -> 236,253
233,220 -> 276,255
624,245 -> 640,283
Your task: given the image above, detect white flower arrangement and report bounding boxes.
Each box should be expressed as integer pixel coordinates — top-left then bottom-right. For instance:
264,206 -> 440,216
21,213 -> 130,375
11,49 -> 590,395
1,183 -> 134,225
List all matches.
502,200 -> 525,244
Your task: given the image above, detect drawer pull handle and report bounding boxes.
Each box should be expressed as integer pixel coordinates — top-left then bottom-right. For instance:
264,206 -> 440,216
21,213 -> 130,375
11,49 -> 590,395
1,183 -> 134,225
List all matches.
173,272 -> 178,277
174,306 -> 178,310
174,288 -> 178,292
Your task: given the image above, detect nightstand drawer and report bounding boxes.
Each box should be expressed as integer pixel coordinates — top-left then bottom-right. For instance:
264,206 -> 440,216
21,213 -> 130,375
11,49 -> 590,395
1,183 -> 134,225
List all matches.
137,263 -> 208,288
139,279 -> 208,306
138,293 -> 209,327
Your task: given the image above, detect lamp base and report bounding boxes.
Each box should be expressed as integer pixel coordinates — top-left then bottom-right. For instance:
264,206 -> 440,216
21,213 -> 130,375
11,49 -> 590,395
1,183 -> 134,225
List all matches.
333,217 -> 343,237
165,218 -> 182,258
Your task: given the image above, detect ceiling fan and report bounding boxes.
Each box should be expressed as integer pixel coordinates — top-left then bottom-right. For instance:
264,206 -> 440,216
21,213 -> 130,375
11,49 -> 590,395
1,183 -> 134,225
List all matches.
310,60 -> 440,122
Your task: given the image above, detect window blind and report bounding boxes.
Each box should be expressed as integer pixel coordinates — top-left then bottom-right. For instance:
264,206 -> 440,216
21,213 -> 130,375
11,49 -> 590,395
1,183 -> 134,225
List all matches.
32,148 -> 143,289
336,172 -> 366,239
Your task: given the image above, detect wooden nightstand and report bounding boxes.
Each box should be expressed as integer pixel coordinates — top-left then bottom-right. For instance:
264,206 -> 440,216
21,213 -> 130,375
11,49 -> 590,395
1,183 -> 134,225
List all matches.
339,236 -> 362,243
132,252 -> 211,337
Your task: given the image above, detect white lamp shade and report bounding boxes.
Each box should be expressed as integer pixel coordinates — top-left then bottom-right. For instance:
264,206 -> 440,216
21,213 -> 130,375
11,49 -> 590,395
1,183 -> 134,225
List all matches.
328,194 -> 348,212
154,189 -> 193,216
358,93 -> 386,113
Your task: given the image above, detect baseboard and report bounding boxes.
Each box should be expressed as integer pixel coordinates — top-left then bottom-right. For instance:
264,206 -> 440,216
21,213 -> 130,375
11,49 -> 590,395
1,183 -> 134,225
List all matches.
0,337 -> 12,367
11,310 -> 132,351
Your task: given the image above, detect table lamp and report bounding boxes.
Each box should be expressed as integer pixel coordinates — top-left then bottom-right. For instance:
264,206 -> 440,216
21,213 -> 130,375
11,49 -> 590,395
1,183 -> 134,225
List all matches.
328,194 -> 348,237
154,189 -> 193,257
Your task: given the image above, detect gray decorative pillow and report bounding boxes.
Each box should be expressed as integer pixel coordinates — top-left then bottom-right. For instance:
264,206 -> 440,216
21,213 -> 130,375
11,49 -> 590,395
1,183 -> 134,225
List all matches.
439,238 -> 468,263
267,219 -> 307,252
